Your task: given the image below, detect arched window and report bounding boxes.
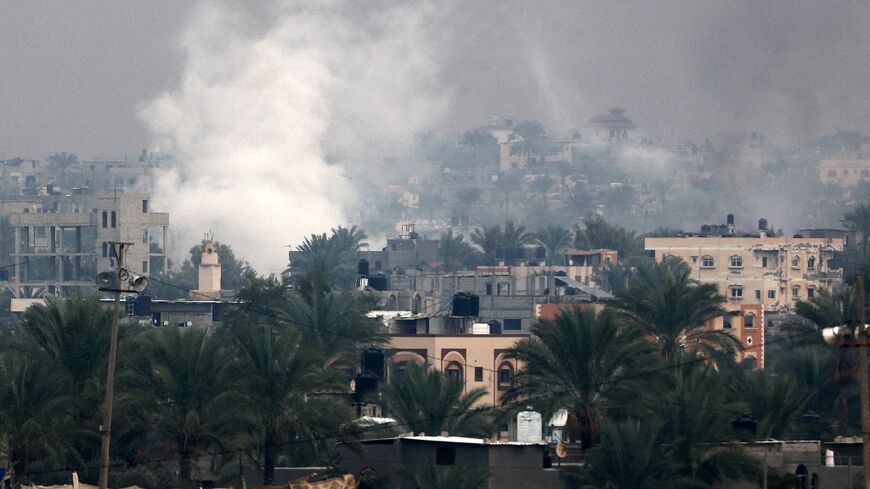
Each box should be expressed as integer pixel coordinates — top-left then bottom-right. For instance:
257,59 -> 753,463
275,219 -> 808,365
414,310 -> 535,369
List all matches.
498,362 -> 514,388
412,295 -> 422,315
701,255 -> 715,268
807,255 -> 816,270
110,211 -> 117,228
729,255 -> 743,268
101,211 -> 108,228
445,362 -> 463,382
792,255 -> 800,269
101,242 -> 108,257
387,294 -> 398,311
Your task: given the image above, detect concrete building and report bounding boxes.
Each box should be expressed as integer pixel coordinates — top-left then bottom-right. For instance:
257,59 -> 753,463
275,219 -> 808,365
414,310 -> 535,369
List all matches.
588,108 -> 636,144
337,436 -> 568,489
7,192 -> 168,298
819,139 -> 870,186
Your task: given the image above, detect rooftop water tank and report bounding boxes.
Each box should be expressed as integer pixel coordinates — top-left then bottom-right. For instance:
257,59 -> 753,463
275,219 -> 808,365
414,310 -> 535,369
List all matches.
516,407 -> 543,443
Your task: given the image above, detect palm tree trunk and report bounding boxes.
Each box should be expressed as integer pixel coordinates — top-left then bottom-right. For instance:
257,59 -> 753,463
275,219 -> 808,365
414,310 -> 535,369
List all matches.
263,432 -> 277,485
179,444 -> 193,486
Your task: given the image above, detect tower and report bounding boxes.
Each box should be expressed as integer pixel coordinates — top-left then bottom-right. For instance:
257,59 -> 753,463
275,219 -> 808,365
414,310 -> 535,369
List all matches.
192,241 -> 221,300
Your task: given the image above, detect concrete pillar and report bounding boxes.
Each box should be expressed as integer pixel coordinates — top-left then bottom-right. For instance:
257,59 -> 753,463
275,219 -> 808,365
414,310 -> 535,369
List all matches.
13,225 -> 21,298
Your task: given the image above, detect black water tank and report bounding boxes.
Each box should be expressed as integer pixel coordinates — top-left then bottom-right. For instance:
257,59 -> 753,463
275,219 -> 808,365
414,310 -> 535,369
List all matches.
361,349 -> 385,378
357,259 -> 369,276
368,274 -> 387,291
758,218 -> 768,231
727,213 -> 735,225
354,372 -> 379,403
488,320 -> 502,335
452,291 -> 480,317
134,294 -> 152,316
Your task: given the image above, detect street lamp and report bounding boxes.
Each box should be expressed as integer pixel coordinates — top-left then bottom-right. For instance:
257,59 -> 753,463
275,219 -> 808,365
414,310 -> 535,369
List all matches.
821,275 -> 870,489
96,242 -> 148,489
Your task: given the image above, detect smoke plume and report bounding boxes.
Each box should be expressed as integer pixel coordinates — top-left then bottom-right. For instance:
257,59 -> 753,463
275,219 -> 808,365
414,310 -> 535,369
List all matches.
139,1 -> 447,272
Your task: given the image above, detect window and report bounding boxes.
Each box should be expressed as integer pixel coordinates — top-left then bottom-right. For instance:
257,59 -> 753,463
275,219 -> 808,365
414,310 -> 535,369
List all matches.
497,282 -> 510,295
807,256 -> 816,270
730,287 -> 743,299
828,170 -> 837,177
744,314 -> 755,328
436,446 -> 456,465
755,289 -> 761,300
730,256 -> 743,268
504,318 -> 522,331
446,362 -> 463,381
110,211 -> 117,228
701,256 -> 715,268
142,200 -> 148,212
474,367 -> 483,382
768,290 -> 776,299
792,286 -> 800,298
102,242 -> 108,257
808,287 -> 816,299
101,211 -> 108,228
761,256 -> 768,268
485,283 -> 493,295
498,364 -> 514,387
723,316 -> 732,329
791,255 -> 800,269
142,261 -> 148,273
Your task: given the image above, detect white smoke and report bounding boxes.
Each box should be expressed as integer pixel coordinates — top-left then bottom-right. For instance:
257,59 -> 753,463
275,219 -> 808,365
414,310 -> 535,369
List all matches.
139,1 -> 448,272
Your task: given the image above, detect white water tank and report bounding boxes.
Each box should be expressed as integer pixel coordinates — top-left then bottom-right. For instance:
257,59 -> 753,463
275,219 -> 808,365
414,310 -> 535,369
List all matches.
471,322 -> 490,335
516,407 -> 543,443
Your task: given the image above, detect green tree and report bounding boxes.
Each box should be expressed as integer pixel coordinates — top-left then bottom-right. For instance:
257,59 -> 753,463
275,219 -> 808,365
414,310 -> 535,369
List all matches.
228,320 -> 352,483
119,327 -> 242,485
503,309 -> 657,449
574,216 -> 643,258
843,203 -> 870,259
380,363 -> 491,437
460,129 -> 499,168
579,420 -> 680,489
470,225 -> 502,265
534,225 -> 573,264
437,229 -> 474,272
612,256 -> 741,359
509,120 -> 547,166
401,459 -> 490,489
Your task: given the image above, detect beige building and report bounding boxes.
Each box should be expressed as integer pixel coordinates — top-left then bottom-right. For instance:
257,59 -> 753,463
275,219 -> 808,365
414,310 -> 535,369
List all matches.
387,333 -> 527,407
644,236 -> 844,312
8,192 -> 168,298
819,158 -> 870,186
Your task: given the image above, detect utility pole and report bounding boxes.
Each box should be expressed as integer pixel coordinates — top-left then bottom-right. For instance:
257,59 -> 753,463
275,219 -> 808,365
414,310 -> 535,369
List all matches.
857,276 -> 870,489
821,275 -> 870,489
98,242 -> 127,489
96,242 -> 148,489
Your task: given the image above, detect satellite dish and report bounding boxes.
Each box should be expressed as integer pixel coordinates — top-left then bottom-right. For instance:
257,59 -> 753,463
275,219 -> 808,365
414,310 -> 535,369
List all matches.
555,443 -> 568,459
96,272 -> 113,287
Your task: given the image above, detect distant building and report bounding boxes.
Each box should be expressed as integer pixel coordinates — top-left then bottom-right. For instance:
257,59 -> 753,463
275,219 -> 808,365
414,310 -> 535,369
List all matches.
819,138 -> 870,186
7,192 -> 168,298
588,108 -> 636,144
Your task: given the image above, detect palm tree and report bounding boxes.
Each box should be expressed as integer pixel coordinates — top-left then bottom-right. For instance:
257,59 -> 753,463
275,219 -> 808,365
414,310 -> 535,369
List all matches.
500,221 -> 532,265
437,229 -> 473,272
653,360 -> 760,487
503,308 -> 657,449
119,327 -> 242,485
471,225 -> 502,265
380,363 -> 491,437
509,120 -> 547,166
330,225 -> 368,252
228,321 -> 352,484
733,370 -> 811,439
534,225 -> 573,265
574,216 -> 643,258
612,256 -> 741,359
843,203 -> 870,259
0,350 -> 76,485
783,288 -> 857,435
579,420 -> 680,489
18,295 -> 118,421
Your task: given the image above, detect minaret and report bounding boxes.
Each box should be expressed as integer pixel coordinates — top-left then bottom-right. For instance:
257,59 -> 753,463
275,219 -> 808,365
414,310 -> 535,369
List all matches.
192,241 -> 221,300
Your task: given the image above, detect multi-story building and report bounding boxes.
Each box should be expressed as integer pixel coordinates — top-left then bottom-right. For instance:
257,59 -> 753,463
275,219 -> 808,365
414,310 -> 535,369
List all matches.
588,108 -> 636,144
819,139 -> 870,186
7,192 -> 168,298
644,219 -> 845,368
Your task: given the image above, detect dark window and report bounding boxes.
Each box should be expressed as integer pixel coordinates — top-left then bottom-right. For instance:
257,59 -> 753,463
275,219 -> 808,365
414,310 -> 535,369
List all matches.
744,314 -> 755,328
808,256 -> 816,270
808,287 -> 816,299
142,200 -> 148,212
768,290 -> 776,299
485,283 -> 493,295
474,367 -> 483,382
723,316 -> 732,329
498,364 -> 514,386
730,287 -> 743,299
701,256 -> 714,268
730,255 -> 743,268
446,362 -> 463,382
110,211 -> 117,228
504,318 -> 522,331
755,289 -> 761,300
436,446 -> 456,465
761,256 -> 768,267
102,242 -> 108,257
101,211 -> 108,228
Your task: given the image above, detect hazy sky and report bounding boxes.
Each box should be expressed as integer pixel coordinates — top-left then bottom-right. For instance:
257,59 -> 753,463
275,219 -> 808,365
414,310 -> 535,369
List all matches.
2,0 -> 870,159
